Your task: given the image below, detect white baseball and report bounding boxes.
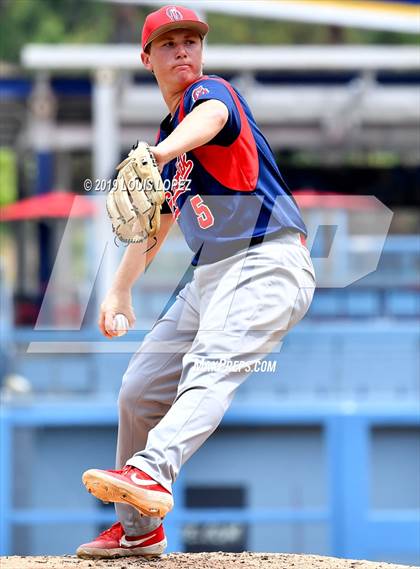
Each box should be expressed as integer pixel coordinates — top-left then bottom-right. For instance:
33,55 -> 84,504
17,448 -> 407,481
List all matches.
113,313 -> 130,337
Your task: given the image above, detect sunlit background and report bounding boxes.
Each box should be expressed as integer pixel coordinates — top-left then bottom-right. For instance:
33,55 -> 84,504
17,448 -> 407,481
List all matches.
0,0 -> 419,564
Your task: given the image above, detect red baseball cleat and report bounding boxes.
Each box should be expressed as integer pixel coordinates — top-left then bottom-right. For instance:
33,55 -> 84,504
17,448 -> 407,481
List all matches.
76,521 -> 167,559
82,465 -> 173,517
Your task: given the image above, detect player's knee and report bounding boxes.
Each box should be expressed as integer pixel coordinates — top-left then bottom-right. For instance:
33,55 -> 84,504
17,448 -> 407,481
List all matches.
118,372 -> 144,412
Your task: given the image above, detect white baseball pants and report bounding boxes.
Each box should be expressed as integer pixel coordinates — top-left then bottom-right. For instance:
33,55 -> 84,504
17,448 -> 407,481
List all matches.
115,230 -> 316,534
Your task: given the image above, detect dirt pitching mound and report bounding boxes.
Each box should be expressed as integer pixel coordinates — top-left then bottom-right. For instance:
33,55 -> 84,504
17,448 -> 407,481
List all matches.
1,552 -> 418,569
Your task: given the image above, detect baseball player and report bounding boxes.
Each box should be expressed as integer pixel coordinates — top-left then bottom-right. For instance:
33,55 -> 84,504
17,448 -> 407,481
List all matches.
77,4 -> 316,559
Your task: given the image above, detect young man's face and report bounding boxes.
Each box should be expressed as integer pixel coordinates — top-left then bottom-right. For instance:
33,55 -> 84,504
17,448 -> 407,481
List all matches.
142,29 -> 203,91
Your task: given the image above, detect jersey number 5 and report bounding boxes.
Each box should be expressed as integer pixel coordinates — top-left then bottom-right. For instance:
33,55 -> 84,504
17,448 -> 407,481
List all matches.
190,194 -> 215,229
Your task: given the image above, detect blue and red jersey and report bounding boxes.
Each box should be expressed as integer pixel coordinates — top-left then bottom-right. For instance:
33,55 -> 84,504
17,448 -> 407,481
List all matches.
158,74 -> 307,265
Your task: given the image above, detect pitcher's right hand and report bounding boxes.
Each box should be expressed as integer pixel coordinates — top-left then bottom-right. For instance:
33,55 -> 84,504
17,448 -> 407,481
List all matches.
98,289 -> 136,338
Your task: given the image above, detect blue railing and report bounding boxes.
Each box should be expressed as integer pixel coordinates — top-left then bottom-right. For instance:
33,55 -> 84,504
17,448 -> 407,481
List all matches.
6,322 -> 419,399
1,400 -> 419,561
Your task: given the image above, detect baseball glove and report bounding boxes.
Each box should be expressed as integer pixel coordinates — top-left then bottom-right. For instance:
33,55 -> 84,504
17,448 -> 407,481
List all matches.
106,141 -> 165,244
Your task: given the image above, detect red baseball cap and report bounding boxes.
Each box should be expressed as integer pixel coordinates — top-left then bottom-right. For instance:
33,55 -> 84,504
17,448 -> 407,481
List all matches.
141,5 -> 209,52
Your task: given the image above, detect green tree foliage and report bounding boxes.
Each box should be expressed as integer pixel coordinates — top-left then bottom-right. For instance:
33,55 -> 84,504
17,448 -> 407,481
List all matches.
0,147 -> 17,206
0,0 -> 113,62
0,0 -> 417,64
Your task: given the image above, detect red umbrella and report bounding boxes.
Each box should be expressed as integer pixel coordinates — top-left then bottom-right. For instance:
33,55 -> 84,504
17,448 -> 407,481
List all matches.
0,191 -> 97,221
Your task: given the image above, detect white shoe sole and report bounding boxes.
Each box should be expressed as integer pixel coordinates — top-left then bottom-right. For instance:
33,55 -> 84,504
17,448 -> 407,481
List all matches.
76,537 -> 167,559
82,469 -> 174,517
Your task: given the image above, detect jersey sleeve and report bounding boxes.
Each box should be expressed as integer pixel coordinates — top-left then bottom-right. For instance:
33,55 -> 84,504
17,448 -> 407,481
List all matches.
183,78 -> 241,146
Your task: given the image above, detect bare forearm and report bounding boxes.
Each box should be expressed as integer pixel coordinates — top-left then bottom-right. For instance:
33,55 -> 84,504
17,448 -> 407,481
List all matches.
111,214 -> 173,292
111,244 -> 152,293
156,100 -> 228,164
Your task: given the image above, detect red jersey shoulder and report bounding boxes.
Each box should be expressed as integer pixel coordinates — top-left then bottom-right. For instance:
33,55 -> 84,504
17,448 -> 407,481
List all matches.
191,85 -> 210,103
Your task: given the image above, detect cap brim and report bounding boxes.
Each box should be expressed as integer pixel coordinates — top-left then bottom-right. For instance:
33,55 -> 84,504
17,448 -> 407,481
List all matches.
143,21 -> 209,51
